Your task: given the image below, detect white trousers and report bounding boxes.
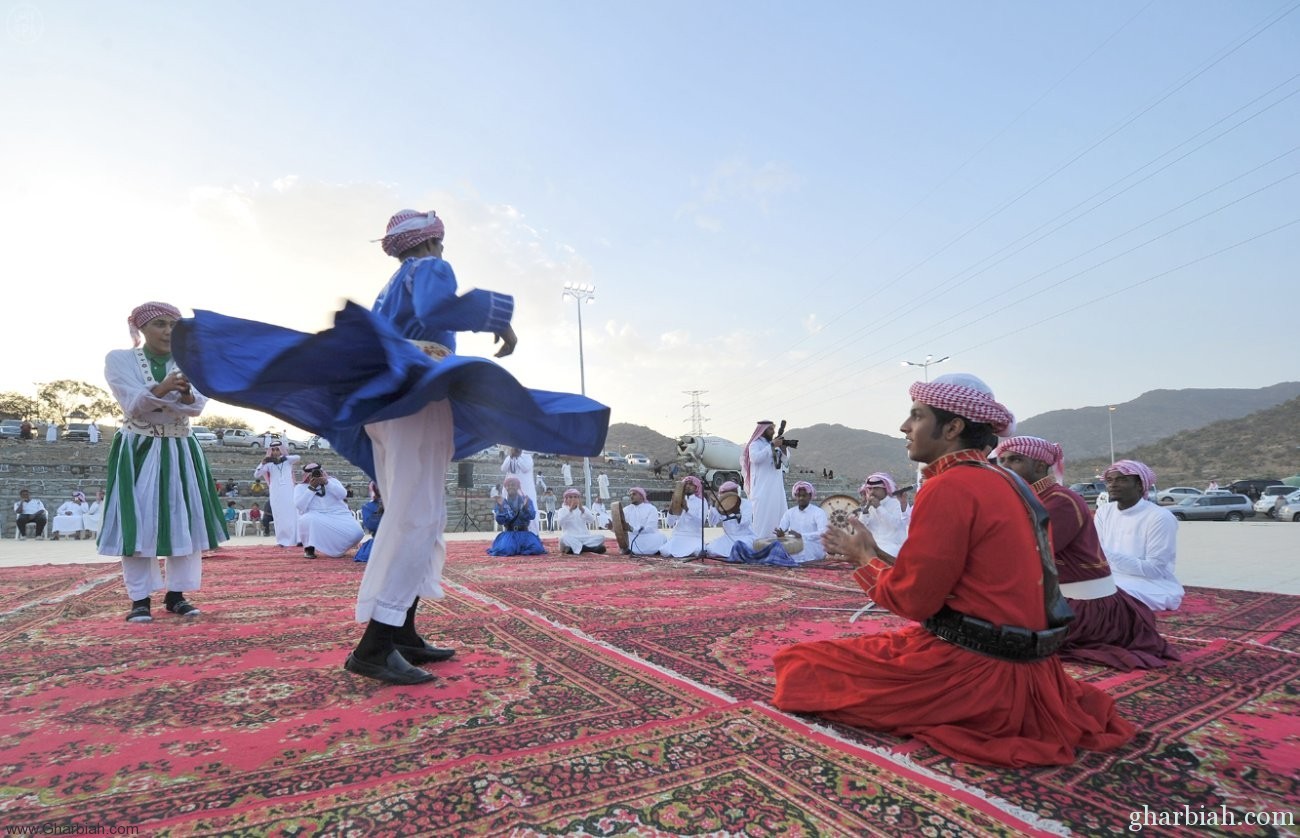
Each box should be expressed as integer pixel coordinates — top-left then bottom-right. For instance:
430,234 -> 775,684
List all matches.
121,552 -> 202,601
355,400 -> 454,626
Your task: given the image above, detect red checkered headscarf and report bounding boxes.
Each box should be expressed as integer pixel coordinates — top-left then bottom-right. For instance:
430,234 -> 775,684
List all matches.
791,481 -> 816,499
128,302 -> 182,347
563,488 -> 581,499
862,472 -> 897,495
380,209 -> 445,258
1104,460 -> 1156,493
994,436 -> 1065,482
681,475 -> 703,497
909,373 -> 1015,436
740,421 -> 776,490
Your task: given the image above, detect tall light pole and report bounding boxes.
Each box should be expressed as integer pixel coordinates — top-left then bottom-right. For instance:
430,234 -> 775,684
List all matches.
1107,405 -> 1117,464
901,353 -> 950,382
562,282 -> 596,503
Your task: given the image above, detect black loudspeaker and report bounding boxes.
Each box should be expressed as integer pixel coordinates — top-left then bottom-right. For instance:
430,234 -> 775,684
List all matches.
457,461 -> 474,489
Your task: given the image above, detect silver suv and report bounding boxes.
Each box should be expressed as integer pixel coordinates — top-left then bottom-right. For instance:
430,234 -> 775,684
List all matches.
1170,494 -> 1255,522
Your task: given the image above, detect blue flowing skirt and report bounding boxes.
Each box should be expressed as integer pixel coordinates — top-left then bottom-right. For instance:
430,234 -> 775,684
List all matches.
172,302 -> 610,480
487,530 -> 546,556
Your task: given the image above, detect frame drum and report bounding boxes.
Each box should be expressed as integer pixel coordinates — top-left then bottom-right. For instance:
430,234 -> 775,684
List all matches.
753,533 -> 804,555
609,500 -> 631,553
716,491 -> 742,517
819,494 -> 861,531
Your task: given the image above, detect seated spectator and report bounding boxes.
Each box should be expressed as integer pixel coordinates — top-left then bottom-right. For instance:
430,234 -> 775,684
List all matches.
223,480 -> 239,498
555,488 -> 607,554
224,501 -> 239,526
354,483 -> 383,563
249,503 -> 264,535
50,491 -> 90,540
590,497 -> 611,528
82,488 -> 106,539
996,438 -> 1179,669
1095,460 -> 1183,611
487,476 -> 545,556
13,488 -> 47,539
293,463 -> 363,559
249,479 -> 267,496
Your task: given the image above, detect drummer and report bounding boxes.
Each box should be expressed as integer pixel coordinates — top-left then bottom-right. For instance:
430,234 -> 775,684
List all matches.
705,480 -> 756,558
622,487 -> 667,556
659,476 -> 707,559
776,481 -> 829,563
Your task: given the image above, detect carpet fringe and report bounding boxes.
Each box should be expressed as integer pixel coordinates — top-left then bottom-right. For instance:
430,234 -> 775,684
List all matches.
755,701 -> 1074,837
0,571 -> 119,617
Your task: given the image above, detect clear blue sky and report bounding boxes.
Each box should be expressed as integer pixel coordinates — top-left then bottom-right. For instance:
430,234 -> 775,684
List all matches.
2,1 -> 1296,446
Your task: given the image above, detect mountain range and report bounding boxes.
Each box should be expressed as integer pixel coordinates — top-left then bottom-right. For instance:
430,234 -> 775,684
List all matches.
601,382 -> 1300,487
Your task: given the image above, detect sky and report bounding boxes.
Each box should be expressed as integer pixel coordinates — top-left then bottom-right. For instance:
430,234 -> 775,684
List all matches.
1,1 -> 1297,447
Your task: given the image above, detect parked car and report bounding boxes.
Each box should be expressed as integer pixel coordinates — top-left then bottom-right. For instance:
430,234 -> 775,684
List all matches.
1156,486 -> 1203,505
191,426 -> 219,446
1069,480 -> 1106,504
1278,497 -> 1300,522
62,423 -> 93,442
624,453 -> 651,466
602,451 -> 622,464
1226,478 -> 1284,501
1169,494 -> 1256,521
0,419 -> 21,439
217,428 -> 254,446
1256,487 -> 1300,517
306,435 -> 332,450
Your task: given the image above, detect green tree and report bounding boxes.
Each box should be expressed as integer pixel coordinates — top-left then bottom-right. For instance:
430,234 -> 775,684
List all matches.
0,392 -> 41,420
204,415 -> 253,431
35,380 -> 118,424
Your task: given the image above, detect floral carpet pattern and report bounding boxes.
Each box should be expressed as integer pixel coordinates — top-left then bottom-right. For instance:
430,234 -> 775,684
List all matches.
0,543 -> 1296,836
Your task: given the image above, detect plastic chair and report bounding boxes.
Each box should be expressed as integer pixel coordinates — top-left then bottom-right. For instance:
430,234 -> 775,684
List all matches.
234,509 -> 253,537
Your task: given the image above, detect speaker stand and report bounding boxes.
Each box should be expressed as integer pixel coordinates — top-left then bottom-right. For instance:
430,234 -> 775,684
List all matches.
456,486 -> 478,532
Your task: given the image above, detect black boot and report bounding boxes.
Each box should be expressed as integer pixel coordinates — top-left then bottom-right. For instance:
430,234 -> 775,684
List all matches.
394,597 -> 456,664
125,597 -> 152,623
345,619 -> 435,685
164,590 -> 200,617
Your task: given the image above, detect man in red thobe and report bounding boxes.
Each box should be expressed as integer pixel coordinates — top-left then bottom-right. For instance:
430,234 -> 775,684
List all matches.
994,435 -> 1178,671
772,373 -> 1134,766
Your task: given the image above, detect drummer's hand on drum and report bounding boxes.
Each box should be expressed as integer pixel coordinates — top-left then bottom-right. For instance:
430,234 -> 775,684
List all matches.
773,527 -> 787,538
493,325 -> 518,358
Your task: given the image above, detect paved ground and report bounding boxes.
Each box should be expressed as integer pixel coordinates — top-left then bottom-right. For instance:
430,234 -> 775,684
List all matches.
3,520 -> 1298,593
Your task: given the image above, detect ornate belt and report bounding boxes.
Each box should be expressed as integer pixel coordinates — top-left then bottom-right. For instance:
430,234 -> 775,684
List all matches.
923,606 -> 1068,662
409,339 -> 451,361
123,419 -> 191,438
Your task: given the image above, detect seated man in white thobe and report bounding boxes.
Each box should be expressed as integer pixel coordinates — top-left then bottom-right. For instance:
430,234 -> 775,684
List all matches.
590,498 -> 611,528
82,488 -> 106,538
660,475 -> 706,558
857,472 -> 910,556
555,489 -> 607,554
1094,460 -> 1183,611
776,481 -> 829,564
621,487 -> 666,556
50,491 -> 90,540
705,480 -> 757,558
294,462 -> 363,559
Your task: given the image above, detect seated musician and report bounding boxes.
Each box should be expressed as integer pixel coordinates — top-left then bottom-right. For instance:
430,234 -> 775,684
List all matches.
621,487 -> 666,556
705,480 -> 756,558
728,482 -> 826,566
487,476 -> 545,556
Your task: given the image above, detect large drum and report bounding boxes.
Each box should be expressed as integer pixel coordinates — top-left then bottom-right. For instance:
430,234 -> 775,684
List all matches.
716,491 -> 742,517
609,501 -> 630,553
820,494 -> 861,531
754,533 -> 804,555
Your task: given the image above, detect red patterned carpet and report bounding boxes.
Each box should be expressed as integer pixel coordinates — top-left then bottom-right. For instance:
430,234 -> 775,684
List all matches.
1,542 -> 1296,836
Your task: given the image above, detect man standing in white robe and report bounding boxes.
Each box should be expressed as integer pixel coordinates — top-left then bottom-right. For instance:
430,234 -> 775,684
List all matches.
597,472 -> 610,500
501,448 -> 540,534
621,487 -> 666,556
295,463 -> 363,558
254,441 -> 300,547
741,421 -> 790,541
561,461 -> 573,486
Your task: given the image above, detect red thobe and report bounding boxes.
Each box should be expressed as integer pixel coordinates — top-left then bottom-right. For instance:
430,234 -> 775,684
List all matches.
772,449 -> 1134,766
1035,478 -> 1178,670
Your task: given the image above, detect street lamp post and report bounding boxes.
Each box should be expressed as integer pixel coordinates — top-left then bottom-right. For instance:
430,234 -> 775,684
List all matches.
901,353 -> 950,382
1107,405 -> 1116,464
562,282 -> 596,503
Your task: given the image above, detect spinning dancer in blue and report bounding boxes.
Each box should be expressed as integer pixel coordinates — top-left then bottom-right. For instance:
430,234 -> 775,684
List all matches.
173,209 -> 609,685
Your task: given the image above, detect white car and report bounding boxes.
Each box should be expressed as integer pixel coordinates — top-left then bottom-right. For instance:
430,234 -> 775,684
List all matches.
624,453 -> 651,466
190,426 -> 219,446
1156,486 -> 1203,505
1278,498 -> 1300,522
1256,488 -> 1300,517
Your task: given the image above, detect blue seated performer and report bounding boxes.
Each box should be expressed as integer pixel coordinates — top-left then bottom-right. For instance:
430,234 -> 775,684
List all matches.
354,481 -> 383,564
487,475 -> 545,556
172,208 -> 609,685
